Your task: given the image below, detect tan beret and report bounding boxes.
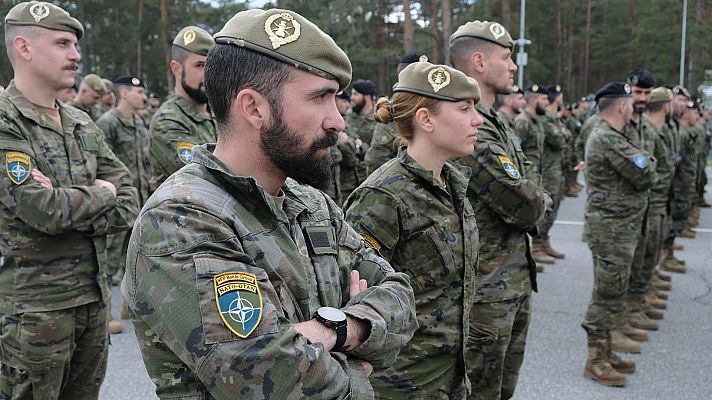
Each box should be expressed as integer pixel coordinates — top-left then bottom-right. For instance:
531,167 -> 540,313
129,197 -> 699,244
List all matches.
450,20 -> 513,49
672,85 -> 690,98
5,1 -> 84,40
82,74 -> 109,96
173,26 -> 214,56
101,78 -> 113,93
393,60 -> 480,102
649,87 -> 672,104
214,9 -> 352,91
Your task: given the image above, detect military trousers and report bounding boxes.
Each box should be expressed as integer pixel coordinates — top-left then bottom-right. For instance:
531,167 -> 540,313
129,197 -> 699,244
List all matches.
629,212 -> 666,298
540,170 -> 564,238
625,211 -> 651,301
466,295 -> 531,400
582,235 -> 638,340
0,302 -> 108,400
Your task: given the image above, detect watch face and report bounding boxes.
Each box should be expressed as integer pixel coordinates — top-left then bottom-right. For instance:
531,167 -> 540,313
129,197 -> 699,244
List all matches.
318,307 -> 346,322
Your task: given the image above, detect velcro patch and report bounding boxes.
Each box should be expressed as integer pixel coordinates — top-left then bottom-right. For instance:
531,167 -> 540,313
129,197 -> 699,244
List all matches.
632,154 -> 648,169
304,226 -> 337,255
361,234 -> 381,251
498,155 -> 521,179
176,141 -> 195,165
5,151 -> 31,185
214,272 -> 263,338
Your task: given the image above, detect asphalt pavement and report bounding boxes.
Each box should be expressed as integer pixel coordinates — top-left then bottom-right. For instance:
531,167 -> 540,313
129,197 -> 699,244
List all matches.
100,172 -> 712,400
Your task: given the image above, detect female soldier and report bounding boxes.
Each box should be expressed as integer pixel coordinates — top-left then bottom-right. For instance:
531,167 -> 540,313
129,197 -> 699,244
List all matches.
344,60 -> 483,399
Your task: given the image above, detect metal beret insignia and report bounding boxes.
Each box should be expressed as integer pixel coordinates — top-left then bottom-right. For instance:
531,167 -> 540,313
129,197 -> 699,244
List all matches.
265,12 -> 301,50
29,2 -> 50,23
489,22 -> 505,40
624,83 -> 631,94
183,28 -> 196,45
131,77 -> 141,86
428,67 -> 451,93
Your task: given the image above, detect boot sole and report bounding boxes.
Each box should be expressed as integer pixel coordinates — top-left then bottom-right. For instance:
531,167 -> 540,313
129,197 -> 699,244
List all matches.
629,322 -> 658,331
610,345 -> 641,354
645,313 -> 664,320
583,370 -> 626,387
546,253 -> 566,259
612,365 -> 636,374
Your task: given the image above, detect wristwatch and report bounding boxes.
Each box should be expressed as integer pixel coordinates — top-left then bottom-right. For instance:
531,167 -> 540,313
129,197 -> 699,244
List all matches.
314,307 -> 348,352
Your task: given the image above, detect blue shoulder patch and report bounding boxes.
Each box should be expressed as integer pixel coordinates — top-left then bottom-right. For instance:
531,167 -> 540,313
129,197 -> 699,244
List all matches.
633,154 -> 647,169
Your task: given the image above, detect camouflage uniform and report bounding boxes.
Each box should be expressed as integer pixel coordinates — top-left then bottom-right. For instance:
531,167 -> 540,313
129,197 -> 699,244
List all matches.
496,110 -> 515,132
576,113 -> 601,164
364,121 -> 399,175
514,110 -> 544,182
148,94 -> 217,188
338,131 -> 368,203
347,111 -> 377,146
670,123 -> 698,235
123,144 -> 417,399
344,150 -> 478,399
456,105 -> 549,400
96,108 -> 151,278
68,99 -> 100,121
325,144 -> 343,205
562,115 -> 581,187
538,114 -> 569,238
0,82 -> 139,399
92,103 -> 112,121
581,118 -> 657,340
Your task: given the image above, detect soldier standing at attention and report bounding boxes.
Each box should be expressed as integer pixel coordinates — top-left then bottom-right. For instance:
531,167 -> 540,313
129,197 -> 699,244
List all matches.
496,84 -> 525,132
449,20 -> 551,399
149,25 -> 216,188
69,73 -> 109,121
123,9 -> 417,399
92,78 -> 115,120
348,79 -> 378,145
344,60 -> 483,399
0,2 -> 139,398
581,82 -> 657,387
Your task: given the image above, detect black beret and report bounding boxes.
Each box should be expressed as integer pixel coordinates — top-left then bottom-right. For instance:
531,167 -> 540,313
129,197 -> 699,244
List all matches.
510,84 -> 523,94
113,75 -> 145,88
336,90 -> 350,101
526,84 -> 545,94
594,82 -> 632,102
148,92 -> 159,99
352,79 -> 378,96
399,52 -> 423,65
627,68 -> 656,88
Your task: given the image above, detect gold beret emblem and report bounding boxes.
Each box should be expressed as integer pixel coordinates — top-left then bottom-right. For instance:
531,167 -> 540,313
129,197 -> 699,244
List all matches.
489,23 -> 505,40
29,2 -> 50,23
131,77 -> 141,86
688,100 -> 694,108
428,67 -> 451,93
183,29 -> 196,46
265,13 -> 301,50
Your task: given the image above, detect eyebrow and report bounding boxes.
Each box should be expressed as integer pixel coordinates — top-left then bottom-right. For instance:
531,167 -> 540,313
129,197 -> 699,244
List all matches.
307,86 -> 338,98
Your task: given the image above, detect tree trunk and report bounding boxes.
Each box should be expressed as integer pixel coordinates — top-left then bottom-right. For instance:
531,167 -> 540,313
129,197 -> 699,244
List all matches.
583,0 -> 593,93
160,0 -> 171,88
688,0 -> 704,89
75,0 -> 89,72
441,0 -> 452,63
430,0 -> 440,64
555,0 -> 562,84
137,0 -> 144,77
501,0 -> 512,29
403,0 -> 415,54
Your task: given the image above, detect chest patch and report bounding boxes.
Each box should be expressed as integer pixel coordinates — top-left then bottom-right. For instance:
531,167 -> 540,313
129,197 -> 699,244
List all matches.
176,141 -> 195,164
304,226 -> 337,255
6,151 -> 32,185
214,272 -> 263,338
498,155 -> 521,179
633,154 -> 648,169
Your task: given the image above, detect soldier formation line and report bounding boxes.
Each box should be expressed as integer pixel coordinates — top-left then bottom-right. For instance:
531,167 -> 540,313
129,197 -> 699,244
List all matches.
0,2 -> 709,400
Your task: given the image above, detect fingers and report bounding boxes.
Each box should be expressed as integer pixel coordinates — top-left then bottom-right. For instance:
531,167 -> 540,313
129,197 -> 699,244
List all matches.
361,361 -> 373,377
359,279 -> 367,292
31,169 -> 53,189
349,270 -> 361,299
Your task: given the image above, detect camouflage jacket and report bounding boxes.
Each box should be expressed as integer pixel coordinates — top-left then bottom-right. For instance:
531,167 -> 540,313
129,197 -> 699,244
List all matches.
148,94 -> 217,188
92,103 -> 112,121
364,121 -> 399,175
338,130 -> 368,195
672,123 -> 700,205
325,144 -> 343,205
457,105 -> 549,302
496,110 -> 516,132
344,149 -> 477,399
514,110 -> 545,181
96,108 -> 151,204
626,113 -> 656,154
67,99 -> 100,121
584,118 -> 657,238
347,111 -> 377,146
647,120 -> 675,214
577,113 -> 601,163
0,82 -> 138,314
123,145 -> 417,400
539,114 -> 568,179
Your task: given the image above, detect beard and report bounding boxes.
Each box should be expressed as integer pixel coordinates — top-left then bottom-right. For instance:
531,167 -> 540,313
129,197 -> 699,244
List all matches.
535,104 -> 546,116
351,98 -> 366,115
260,107 -> 338,191
633,101 -> 647,114
181,71 -> 208,104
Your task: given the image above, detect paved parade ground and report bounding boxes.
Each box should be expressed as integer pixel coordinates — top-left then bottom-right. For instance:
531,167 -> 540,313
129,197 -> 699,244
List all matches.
100,172 -> 712,400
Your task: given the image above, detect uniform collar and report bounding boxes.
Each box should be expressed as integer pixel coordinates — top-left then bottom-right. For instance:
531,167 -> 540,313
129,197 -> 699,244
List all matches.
396,147 -> 471,204
4,80 -> 82,135
170,94 -> 212,123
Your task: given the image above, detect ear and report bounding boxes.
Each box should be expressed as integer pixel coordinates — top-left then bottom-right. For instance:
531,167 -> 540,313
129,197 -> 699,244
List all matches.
414,107 -> 434,133
469,51 -> 486,74
169,60 -> 182,78
13,36 -> 31,61
233,89 -> 271,131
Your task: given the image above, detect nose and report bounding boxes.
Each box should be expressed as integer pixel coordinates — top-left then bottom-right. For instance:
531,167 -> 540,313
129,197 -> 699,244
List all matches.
69,43 -> 81,62
473,109 -> 484,128
508,57 -> 517,73
327,98 -> 346,132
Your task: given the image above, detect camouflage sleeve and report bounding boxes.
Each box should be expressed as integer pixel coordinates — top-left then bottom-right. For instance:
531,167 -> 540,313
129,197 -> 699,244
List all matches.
338,138 -> 363,168
514,116 -> 542,174
579,117 -> 597,161
604,135 -> 657,190
460,137 -> 548,230
542,116 -> 566,150
149,116 -> 192,186
129,203 -> 368,399
0,125 -> 117,235
364,123 -> 398,173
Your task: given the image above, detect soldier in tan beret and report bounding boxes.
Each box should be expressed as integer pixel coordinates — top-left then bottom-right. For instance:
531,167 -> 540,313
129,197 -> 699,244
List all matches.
92,77 -> 116,120
69,73 -> 109,120
0,1 -> 139,398
148,25 -> 217,189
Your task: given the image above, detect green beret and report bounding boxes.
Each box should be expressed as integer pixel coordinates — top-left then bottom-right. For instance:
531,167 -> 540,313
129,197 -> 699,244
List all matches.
393,60 -> 480,102
5,1 -> 84,40
82,74 -> 109,96
450,20 -> 513,49
173,26 -> 214,56
649,87 -> 672,104
214,9 -> 352,91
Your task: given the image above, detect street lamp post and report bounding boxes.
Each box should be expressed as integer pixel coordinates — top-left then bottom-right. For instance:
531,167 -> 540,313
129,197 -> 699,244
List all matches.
516,0 -> 531,88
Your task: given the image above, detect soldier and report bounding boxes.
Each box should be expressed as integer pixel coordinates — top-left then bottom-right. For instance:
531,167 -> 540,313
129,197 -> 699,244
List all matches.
0,2 -> 139,398
515,84 -> 548,181
496,84 -> 525,131
348,79 -> 378,145
123,9 -> 417,399
96,76 -> 151,333
69,73 -> 109,120
92,78 -> 115,120
581,82 -> 657,387
57,81 -> 77,103
344,60 -> 483,399
324,90 -> 350,204
562,102 -> 583,197
149,25 -> 216,188
449,20 -> 551,399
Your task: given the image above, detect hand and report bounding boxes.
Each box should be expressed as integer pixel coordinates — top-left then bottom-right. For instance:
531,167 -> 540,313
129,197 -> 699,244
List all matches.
31,169 -> 53,190
338,131 -> 349,142
349,270 -> 368,300
294,319 -> 337,350
573,161 -> 585,171
354,139 -> 363,147
361,361 -> 373,377
95,179 -> 117,197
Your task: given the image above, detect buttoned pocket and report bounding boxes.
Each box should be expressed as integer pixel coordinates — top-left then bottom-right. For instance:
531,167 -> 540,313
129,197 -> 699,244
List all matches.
397,227 -> 455,293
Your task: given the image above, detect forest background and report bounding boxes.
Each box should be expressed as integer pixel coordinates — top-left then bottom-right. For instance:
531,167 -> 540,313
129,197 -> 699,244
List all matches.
1,0 -> 711,101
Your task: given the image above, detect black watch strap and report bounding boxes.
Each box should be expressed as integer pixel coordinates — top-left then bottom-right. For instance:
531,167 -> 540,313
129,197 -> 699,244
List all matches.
333,322 -> 347,352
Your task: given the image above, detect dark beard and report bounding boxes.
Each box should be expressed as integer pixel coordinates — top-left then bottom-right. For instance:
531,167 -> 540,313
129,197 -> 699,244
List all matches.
260,109 -> 338,191
352,98 -> 365,115
633,101 -> 647,114
181,71 -> 208,104
535,104 -> 546,116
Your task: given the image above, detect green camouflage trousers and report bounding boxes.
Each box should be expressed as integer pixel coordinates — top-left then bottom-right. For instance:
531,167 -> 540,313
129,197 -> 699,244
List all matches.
0,302 -> 108,400
466,295 -> 531,400
540,173 -> 565,238
582,236 -> 638,340
629,212 -> 664,299
106,229 -> 131,279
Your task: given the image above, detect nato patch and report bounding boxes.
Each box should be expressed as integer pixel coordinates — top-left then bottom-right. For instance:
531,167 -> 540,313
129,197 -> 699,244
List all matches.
6,151 -> 31,185
176,141 -> 195,165
498,155 -> 521,179
633,154 -> 648,169
214,272 -> 263,338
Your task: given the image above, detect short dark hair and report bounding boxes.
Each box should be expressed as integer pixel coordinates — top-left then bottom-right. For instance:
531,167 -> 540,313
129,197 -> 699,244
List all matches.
204,44 -> 292,134
171,45 -> 193,64
598,96 -> 625,112
448,36 -> 495,70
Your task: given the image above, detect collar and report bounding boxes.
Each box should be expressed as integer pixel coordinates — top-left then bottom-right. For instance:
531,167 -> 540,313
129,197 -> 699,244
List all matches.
396,147 -> 471,203
4,80 -> 80,135
170,94 -> 212,123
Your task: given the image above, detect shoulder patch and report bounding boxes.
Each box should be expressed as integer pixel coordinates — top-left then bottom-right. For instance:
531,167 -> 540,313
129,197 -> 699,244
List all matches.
176,141 -> 195,164
361,234 -> 382,251
632,154 -> 648,169
214,272 -> 263,338
498,155 -> 521,179
6,151 -> 32,185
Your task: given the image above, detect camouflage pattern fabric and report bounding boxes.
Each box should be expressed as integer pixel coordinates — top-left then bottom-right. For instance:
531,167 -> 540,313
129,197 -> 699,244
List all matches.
344,149 -> 478,399
538,114 -> 569,237
338,130 -> 368,202
92,103 -> 112,121
364,121 -> 399,175
123,144 -> 417,399
576,113 -> 601,163
324,144 -> 343,205
148,94 -> 217,188
581,118 -> 657,340
67,99 -> 100,121
496,110 -> 515,132
346,111 -> 377,147
513,110 -> 545,182
670,123 -> 699,233
693,122 -> 708,201
562,115 -> 581,186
